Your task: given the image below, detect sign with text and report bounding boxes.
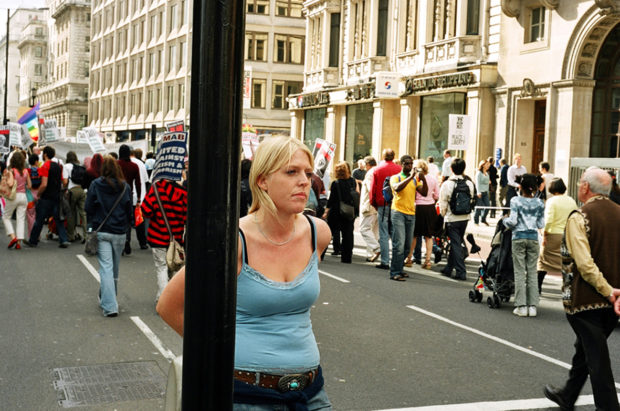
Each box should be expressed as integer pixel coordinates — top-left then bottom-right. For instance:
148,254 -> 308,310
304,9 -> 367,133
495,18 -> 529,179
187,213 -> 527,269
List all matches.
241,132 -> 259,159
448,114 -> 471,150
312,138 -> 337,179
0,126 -> 9,155
375,72 -> 401,98
42,119 -> 60,143
84,127 -> 106,154
152,132 -> 187,182
77,130 -> 88,144
166,120 -> 185,132
21,124 -> 34,149
243,66 -> 252,109
8,123 -> 22,147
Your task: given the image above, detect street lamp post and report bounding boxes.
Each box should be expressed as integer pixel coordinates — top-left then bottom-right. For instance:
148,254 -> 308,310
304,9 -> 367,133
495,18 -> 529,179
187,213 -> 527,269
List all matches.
3,8 -> 9,125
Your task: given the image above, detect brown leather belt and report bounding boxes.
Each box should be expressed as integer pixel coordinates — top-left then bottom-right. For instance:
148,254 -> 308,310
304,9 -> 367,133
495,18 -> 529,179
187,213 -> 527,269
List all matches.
234,368 -> 318,392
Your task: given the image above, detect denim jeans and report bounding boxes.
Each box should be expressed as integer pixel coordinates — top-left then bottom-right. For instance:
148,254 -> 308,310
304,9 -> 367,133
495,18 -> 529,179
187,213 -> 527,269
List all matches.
390,210 -> 415,277
97,231 -> 126,315
233,387 -> 332,410
443,220 -> 468,279
29,197 -> 68,244
511,238 -> 540,307
474,192 -> 490,224
152,247 -> 171,300
377,206 -> 391,265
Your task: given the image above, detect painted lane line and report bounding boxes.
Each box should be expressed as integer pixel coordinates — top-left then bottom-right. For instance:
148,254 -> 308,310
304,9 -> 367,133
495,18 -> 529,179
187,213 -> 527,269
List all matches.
319,270 -> 350,283
77,254 -> 100,283
407,304 -> 572,369
131,316 -> 177,362
375,394 -> 615,410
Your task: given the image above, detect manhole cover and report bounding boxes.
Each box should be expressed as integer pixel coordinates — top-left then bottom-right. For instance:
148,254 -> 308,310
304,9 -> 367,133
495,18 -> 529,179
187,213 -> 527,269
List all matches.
51,361 -> 166,408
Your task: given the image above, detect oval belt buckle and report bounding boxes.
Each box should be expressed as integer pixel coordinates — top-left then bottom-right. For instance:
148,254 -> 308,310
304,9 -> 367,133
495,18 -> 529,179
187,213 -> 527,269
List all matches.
277,374 -> 307,392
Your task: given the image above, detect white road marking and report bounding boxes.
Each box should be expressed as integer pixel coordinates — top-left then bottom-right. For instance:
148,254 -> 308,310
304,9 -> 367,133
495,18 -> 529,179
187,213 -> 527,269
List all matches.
375,394 -> 619,410
77,254 -> 100,283
131,316 -> 177,362
319,269 -> 350,283
407,304 -> 620,390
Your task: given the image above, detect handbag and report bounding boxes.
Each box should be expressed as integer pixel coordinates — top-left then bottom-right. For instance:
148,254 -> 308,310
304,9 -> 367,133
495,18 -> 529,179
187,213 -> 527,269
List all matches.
0,169 -> 16,200
153,182 -> 185,273
337,180 -> 356,221
134,205 -> 144,226
84,184 -> 127,256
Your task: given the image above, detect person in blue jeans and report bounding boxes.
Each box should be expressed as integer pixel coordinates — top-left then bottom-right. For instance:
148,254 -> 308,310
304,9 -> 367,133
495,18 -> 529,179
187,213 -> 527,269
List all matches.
474,159 -> 490,225
85,156 -> 133,317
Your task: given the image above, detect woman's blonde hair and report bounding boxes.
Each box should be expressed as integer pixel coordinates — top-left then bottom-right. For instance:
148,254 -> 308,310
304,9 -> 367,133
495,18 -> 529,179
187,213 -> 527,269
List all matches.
248,136 -> 313,215
334,161 -> 351,180
478,160 -> 487,171
416,159 -> 429,174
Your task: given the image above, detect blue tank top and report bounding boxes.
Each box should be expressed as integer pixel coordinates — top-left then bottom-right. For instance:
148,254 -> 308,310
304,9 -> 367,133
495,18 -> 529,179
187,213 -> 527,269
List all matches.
235,216 -> 321,373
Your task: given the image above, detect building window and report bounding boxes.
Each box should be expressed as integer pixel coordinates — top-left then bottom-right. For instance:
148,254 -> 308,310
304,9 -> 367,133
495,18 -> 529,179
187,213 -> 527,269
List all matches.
272,80 -> 302,109
168,85 -> 175,111
156,88 -> 161,112
376,0 -> 388,56
245,32 -> 268,61
179,41 -> 185,69
432,0 -> 457,41
178,84 -> 185,109
149,52 -> 156,77
466,0 -> 480,35
79,114 -> 88,129
251,79 -> 266,108
345,103 -> 373,163
247,0 -> 269,14
148,89 -> 154,113
403,0 -> 418,51
150,14 -> 157,40
527,6 -> 545,43
303,108 -> 326,152
276,0 -> 303,17
35,27 -> 43,37
352,0 -> 368,59
419,93 -> 466,164
329,13 -> 340,67
170,4 -> 178,32
35,46 -> 43,57
274,34 -> 304,64
35,64 -> 43,76
168,44 -> 177,72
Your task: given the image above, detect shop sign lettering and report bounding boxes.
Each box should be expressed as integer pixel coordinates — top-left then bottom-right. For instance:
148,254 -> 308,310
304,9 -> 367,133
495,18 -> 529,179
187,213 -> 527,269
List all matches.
403,72 -> 476,96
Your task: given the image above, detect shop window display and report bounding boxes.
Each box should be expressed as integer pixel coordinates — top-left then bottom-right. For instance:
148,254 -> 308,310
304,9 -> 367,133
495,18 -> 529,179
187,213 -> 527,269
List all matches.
304,108 -> 326,152
345,103 -> 373,164
419,93 -> 466,168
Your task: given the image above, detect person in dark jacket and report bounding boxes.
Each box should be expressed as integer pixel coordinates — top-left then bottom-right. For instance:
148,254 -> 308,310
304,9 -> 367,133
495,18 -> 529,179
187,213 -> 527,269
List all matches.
323,161 -> 358,263
487,156 -> 498,217
117,144 -> 142,255
141,179 -> 188,302
84,153 -> 103,191
85,156 -> 133,317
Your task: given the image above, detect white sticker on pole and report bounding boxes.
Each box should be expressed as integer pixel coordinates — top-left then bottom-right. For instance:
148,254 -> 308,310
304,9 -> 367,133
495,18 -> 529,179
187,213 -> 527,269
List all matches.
448,114 -> 471,150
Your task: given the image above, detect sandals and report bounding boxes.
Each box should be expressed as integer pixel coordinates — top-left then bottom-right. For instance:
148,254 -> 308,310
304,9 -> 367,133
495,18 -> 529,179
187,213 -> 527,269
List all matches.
390,275 -> 406,281
422,259 -> 432,269
404,257 -> 413,267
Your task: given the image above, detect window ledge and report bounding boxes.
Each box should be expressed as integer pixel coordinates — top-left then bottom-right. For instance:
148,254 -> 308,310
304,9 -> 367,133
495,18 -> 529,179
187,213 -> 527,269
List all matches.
520,38 -> 549,54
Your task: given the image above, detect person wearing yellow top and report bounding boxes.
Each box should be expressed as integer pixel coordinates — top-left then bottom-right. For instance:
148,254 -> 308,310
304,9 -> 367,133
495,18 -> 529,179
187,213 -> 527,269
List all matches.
537,177 -> 578,292
389,155 -> 427,281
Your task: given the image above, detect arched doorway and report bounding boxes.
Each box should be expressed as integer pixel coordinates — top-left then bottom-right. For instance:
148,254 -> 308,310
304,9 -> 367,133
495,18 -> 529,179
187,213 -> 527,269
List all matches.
591,23 -> 620,158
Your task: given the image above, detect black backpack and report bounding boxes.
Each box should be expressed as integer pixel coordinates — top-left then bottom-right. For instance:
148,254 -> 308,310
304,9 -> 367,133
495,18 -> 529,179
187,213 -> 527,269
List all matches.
70,164 -> 87,187
449,178 -> 474,215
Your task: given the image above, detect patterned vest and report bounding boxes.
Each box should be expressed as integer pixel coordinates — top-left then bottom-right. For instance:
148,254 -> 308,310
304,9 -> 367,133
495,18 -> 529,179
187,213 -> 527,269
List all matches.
561,196 -> 620,314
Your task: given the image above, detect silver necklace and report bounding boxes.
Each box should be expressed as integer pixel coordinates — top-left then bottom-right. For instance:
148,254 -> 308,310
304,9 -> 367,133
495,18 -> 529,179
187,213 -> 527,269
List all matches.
254,214 -> 296,246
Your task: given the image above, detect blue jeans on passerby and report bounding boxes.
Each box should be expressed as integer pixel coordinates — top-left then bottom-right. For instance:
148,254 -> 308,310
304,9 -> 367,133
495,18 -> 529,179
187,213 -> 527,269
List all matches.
390,210 -> 415,278
442,220 -> 468,279
233,387 -> 332,410
377,206 -> 391,265
474,192 -> 490,224
28,197 -> 69,245
97,231 -> 126,316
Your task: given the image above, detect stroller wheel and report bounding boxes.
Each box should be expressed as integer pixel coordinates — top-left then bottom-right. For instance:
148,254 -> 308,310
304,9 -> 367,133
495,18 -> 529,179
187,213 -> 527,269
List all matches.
475,290 -> 483,303
487,296 -> 495,308
468,290 -> 476,302
493,294 -> 502,308
502,295 -> 510,303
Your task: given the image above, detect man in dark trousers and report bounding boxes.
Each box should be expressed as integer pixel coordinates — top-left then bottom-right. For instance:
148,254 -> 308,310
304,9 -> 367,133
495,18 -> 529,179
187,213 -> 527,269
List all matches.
25,146 -> 70,248
487,156 -> 498,217
369,148 -> 402,270
545,168 -> 620,410
117,144 -> 142,255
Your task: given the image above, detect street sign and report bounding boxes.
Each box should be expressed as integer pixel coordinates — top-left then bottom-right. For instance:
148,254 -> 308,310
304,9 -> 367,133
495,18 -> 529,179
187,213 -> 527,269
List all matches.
448,114 -> 471,150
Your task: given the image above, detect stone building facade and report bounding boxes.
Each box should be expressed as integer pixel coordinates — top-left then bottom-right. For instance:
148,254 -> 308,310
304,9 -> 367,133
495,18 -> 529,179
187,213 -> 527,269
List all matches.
17,14 -> 49,108
37,0 -> 91,138
289,0 -> 502,175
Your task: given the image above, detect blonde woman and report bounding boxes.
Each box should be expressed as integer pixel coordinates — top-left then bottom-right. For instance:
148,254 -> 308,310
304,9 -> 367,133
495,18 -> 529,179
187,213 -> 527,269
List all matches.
157,137 -> 333,409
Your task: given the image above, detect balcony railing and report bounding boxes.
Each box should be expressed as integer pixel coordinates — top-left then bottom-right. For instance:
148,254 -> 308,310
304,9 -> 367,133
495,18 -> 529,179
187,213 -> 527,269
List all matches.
344,56 -> 388,84
424,35 -> 481,69
304,67 -> 339,91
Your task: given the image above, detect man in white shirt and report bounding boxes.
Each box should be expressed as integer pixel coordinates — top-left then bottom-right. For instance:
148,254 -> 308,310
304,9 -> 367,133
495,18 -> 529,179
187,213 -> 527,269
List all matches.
441,150 -> 454,182
506,153 -> 527,208
131,148 -> 149,249
427,156 -> 440,179
359,156 -> 380,262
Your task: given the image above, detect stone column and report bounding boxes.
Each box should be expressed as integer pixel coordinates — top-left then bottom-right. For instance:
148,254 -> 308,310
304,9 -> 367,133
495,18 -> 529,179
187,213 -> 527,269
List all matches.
372,100 -> 384,159
290,110 -> 300,140
399,97 -> 413,158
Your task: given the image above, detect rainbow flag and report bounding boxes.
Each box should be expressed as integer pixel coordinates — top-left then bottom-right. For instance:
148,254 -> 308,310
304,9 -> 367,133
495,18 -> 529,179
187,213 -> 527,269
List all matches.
18,102 -> 40,142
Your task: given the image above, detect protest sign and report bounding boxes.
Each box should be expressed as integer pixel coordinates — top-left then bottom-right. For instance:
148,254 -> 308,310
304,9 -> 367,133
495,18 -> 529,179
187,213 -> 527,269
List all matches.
0,126 -> 9,155
8,123 -> 22,147
243,66 -> 252,109
312,138 -> 336,179
42,119 -> 60,143
166,120 -> 185,132
448,114 -> 470,150
76,130 -> 88,144
151,132 -> 188,182
21,124 -> 34,149
84,127 -> 106,154
241,131 -> 259,159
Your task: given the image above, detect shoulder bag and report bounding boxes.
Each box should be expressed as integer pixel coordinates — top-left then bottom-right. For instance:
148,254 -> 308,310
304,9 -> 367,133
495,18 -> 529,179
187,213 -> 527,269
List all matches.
337,180 -> 356,221
84,184 -> 127,256
0,169 -> 16,200
154,182 -> 185,273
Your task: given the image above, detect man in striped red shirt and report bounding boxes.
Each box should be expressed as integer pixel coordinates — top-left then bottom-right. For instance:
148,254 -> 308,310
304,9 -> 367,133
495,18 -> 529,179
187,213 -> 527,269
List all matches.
141,178 -> 187,302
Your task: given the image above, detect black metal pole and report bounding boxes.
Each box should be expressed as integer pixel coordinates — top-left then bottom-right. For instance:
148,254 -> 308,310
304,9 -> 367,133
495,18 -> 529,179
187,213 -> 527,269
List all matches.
3,9 -> 9,125
183,0 -> 245,409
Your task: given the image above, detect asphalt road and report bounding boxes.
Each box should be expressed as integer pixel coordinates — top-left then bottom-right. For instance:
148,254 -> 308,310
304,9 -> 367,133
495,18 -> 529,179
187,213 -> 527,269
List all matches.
1,219 -> 619,410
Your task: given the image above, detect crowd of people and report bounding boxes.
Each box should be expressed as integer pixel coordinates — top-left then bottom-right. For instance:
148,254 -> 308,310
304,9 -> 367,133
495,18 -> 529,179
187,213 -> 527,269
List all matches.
1,144 -> 188,318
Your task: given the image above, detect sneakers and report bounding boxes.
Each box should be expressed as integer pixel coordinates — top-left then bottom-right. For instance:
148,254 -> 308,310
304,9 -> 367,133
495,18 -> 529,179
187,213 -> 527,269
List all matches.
513,306 -> 528,317
59,241 -> 70,248
528,306 -> 537,317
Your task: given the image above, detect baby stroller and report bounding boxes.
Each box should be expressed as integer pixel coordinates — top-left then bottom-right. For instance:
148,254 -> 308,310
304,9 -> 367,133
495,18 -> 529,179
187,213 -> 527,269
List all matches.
468,218 -> 514,309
